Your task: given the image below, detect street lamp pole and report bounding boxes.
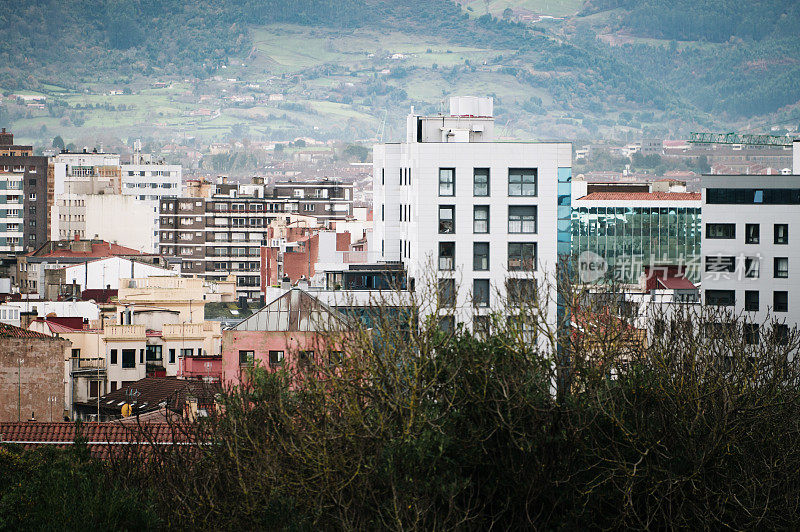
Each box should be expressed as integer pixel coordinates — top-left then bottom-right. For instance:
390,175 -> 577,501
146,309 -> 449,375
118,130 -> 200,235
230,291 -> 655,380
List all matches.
17,358 -> 22,422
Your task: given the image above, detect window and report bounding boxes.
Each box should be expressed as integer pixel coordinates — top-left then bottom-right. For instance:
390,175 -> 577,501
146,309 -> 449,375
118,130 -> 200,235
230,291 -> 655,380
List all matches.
506,279 -> 536,305
775,224 -> 788,244
508,242 -> 536,271
704,321 -> 733,339
28,193 -> 36,201
774,291 -> 788,312
705,256 -> 735,273
508,168 -> 536,196
473,168 -> 489,196
772,324 -> 789,346
438,205 -> 455,234
169,349 -> 175,364
774,257 -> 788,278
744,257 -> 760,278
89,381 -> 100,399
745,224 -> 759,244
438,242 -> 455,271
473,242 -> 489,271
705,290 -> 735,307
71,348 -> 80,358
438,278 -> 456,308
439,168 -> 455,196
707,188 -> 800,204
743,323 -> 760,345
239,350 -> 255,366
474,315 -> 491,337
327,350 -> 344,367
473,279 -> 490,308
121,349 -> 136,369
438,315 -> 455,333
508,206 -> 536,233
110,349 -> 118,365
706,223 -> 735,239
298,350 -> 314,368
146,345 -> 162,362
745,290 -> 759,312
269,350 -> 284,367
140,349 -> 145,364
472,205 -> 489,233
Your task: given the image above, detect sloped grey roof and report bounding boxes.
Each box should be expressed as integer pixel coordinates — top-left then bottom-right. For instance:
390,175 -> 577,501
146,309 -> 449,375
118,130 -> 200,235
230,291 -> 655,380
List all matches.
232,288 -> 352,332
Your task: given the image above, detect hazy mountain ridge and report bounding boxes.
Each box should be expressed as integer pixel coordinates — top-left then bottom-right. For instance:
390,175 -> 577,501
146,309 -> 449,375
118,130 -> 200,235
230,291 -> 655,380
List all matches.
1,0 -> 798,146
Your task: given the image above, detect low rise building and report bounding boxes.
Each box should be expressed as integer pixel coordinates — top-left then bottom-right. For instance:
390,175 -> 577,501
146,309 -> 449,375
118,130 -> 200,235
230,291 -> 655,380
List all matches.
0,322 -> 70,422
222,288 -> 353,386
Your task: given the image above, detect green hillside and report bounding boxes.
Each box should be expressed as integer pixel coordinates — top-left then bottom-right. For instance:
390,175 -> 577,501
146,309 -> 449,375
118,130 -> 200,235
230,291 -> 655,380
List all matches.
1,0 -> 798,147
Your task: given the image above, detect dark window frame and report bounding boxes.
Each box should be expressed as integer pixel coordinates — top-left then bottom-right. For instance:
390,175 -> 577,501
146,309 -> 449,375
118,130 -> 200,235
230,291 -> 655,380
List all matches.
706,223 -> 736,239
473,242 -> 490,271
473,168 -> 490,196
705,289 -> 735,307
439,168 -> 455,197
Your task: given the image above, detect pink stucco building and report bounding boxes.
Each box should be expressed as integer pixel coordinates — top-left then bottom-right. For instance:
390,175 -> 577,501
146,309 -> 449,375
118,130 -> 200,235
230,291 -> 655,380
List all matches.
222,288 -> 352,386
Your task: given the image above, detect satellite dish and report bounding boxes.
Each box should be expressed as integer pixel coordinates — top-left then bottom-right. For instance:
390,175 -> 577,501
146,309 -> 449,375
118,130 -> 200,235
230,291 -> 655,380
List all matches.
121,403 -> 132,417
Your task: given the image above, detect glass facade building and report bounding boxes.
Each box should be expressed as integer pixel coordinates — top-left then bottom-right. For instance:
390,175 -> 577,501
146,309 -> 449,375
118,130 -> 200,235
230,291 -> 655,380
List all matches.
571,205 -> 702,284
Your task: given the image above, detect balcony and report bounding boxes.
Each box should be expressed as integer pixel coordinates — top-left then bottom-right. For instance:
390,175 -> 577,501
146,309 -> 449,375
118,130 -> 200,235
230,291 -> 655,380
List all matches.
105,324 -> 146,340
162,322 -> 206,340
70,357 -> 107,376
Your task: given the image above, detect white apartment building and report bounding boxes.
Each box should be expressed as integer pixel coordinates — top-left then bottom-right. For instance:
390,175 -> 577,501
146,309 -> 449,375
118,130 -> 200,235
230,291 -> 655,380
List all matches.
701,171 -> 800,340
373,97 -> 572,335
0,170 -> 24,252
51,194 -> 157,252
53,149 -> 182,252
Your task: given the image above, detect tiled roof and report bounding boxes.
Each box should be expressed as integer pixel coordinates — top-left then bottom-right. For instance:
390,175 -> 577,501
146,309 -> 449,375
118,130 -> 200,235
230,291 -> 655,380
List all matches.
0,421 -> 183,459
657,277 -> 697,290
81,288 -> 118,303
29,241 -> 142,258
0,322 -> 56,339
93,377 -> 219,417
578,192 -> 701,201
35,319 -> 82,334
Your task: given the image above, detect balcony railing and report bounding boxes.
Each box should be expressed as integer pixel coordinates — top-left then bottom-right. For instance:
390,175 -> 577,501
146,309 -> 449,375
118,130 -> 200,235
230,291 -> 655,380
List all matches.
105,324 -> 146,339
162,322 -> 206,339
70,357 -> 107,374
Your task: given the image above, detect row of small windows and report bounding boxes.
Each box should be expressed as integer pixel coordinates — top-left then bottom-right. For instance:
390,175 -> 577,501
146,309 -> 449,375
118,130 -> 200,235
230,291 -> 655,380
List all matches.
437,168 -> 536,197
705,289 -> 788,313
437,278 -> 538,309
706,188 -> 800,205
706,223 -> 788,244
655,319 -> 789,346
109,347 -> 188,368
438,241 -> 537,271
438,205 -> 536,234
705,256 -> 788,278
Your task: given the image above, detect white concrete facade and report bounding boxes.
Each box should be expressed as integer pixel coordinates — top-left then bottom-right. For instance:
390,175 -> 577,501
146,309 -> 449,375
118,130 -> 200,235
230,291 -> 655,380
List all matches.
51,194 -> 157,252
0,171 -> 24,252
60,257 -> 180,291
373,97 -> 572,334
701,174 -> 800,332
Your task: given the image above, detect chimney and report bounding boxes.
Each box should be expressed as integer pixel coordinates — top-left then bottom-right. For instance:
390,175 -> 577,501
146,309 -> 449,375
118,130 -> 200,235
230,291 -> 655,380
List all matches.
281,274 -> 291,290
19,311 -> 37,330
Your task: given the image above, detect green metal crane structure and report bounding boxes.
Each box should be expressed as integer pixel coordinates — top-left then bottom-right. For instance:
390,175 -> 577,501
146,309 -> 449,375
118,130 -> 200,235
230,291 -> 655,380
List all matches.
689,132 -> 800,147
